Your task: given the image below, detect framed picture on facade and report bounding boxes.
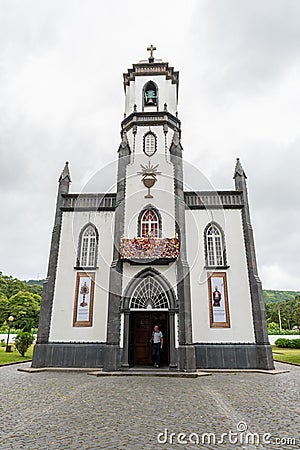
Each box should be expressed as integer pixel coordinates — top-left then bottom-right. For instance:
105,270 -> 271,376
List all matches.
208,272 -> 230,328
73,272 -> 95,327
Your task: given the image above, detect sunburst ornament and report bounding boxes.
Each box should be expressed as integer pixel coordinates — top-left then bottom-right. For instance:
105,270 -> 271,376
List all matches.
137,162 -> 161,198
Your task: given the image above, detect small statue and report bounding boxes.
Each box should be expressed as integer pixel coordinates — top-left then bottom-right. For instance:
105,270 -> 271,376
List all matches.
80,282 -> 89,307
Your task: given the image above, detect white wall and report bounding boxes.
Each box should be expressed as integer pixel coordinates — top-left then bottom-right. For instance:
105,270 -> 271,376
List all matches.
124,151 -> 176,239
126,124 -> 174,162
186,208 -> 256,343
49,211 -> 114,342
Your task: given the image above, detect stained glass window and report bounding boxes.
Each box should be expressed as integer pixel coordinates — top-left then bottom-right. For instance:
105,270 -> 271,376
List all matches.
140,209 -> 159,237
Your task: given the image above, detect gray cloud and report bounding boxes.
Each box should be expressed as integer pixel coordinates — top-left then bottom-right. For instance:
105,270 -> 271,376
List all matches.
190,0 -> 300,94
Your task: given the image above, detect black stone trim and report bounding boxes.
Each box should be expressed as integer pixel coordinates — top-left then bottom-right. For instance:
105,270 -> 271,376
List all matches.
121,111 -> 181,134
185,190 -> 243,195
204,266 -> 230,270
74,266 -> 98,270
32,343 -> 106,368
170,132 -> 196,372
61,193 -> 116,211
184,190 -> 244,210
104,135 -> 131,371
61,206 -> 115,212
122,257 -> 176,265
195,343 -> 274,370
34,169 -> 70,347
186,204 -> 243,210
123,61 -> 179,90
234,164 -> 271,350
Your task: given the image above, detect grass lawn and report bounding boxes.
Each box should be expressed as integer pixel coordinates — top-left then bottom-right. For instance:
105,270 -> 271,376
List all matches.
0,345 -> 33,365
272,346 -> 300,365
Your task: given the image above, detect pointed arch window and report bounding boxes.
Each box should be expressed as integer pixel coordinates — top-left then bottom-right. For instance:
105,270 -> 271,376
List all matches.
143,132 -> 157,157
78,224 -> 98,268
143,80 -> 158,108
205,223 -> 227,267
140,208 -> 159,237
130,276 -> 169,309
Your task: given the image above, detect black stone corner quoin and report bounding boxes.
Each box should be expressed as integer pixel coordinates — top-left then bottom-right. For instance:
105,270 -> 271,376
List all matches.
32,162 -> 71,366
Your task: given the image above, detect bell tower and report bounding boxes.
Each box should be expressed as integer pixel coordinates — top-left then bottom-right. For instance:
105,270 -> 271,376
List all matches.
122,45 -> 180,157
104,47 -> 196,372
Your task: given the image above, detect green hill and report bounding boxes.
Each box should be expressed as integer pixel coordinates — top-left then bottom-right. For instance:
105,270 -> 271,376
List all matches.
263,290 -> 300,303
24,279 -> 45,287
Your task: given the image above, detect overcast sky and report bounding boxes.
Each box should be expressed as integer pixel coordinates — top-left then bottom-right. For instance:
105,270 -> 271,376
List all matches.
0,0 -> 299,290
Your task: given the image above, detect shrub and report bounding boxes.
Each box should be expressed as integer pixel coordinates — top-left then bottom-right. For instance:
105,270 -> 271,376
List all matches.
288,339 -> 300,349
0,339 -> 6,347
14,331 -> 34,356
275,338 -> 300,349
275,338 -> 291,348
268,322 -> 281,335
268,322 -> 300,335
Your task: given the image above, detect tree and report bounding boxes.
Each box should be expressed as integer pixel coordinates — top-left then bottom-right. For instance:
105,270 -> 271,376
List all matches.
0,292 -> 9,327
293,297 -> 300,328
8,291 -> 41,329
0,272 -> 42,298
14,331 -> 34,357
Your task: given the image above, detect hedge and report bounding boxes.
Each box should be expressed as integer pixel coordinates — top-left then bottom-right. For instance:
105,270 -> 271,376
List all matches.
275,338 -> 300,349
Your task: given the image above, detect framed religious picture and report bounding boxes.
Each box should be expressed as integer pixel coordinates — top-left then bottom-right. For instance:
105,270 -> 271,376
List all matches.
207,272 -> 230,328
73,272 -> 95,327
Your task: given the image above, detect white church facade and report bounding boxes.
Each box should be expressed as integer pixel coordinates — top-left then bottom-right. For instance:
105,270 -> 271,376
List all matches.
32,48 -> 274,371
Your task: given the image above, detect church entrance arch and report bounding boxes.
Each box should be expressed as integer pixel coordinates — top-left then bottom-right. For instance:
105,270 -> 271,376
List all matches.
121,269 -> 178,368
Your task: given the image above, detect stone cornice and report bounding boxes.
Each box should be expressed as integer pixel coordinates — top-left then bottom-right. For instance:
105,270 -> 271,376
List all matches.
123,61 -> 179,91
121,111 -> 181,133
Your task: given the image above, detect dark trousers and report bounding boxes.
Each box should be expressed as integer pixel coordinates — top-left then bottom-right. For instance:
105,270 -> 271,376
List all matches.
152,343 -> 160,365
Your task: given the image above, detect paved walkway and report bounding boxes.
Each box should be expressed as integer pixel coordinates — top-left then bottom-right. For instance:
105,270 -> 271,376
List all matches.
0,362 -> 299,449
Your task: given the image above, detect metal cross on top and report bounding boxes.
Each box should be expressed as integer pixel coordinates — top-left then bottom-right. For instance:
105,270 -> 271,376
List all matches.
147,45 -> 156,62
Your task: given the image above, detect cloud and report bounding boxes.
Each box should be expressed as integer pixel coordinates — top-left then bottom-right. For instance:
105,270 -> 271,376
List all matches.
190,0 -> 300,94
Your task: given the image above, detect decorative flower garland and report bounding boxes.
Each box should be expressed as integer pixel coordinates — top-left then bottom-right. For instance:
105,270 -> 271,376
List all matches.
120,237 -> 179,259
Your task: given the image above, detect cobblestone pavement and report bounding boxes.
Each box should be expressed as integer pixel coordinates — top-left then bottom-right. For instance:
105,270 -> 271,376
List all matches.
0,362 -> 299,450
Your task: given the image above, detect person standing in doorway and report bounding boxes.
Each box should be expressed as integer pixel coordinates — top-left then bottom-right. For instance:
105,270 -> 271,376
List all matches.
150,325 -> 163,368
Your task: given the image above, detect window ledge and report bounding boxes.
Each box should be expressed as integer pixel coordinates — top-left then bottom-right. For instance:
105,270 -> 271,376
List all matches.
74,266 -> 98,270
205,265 -> 230,270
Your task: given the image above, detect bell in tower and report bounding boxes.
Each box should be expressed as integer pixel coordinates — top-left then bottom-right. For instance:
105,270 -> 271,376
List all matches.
143,80 -> 158,106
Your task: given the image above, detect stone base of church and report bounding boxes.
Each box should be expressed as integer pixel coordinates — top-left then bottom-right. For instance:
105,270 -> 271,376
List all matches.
32,342 -> 274,371
177,344 -> 197,372
103,344 -> 121,372
32,343 -> 106,368
195,343 -> 275,370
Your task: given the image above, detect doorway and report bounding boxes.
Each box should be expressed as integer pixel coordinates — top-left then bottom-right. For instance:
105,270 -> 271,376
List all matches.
129,311 -> 169,366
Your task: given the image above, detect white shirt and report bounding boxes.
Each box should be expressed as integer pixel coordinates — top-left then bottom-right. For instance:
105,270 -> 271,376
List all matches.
152,331 -> 163,343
